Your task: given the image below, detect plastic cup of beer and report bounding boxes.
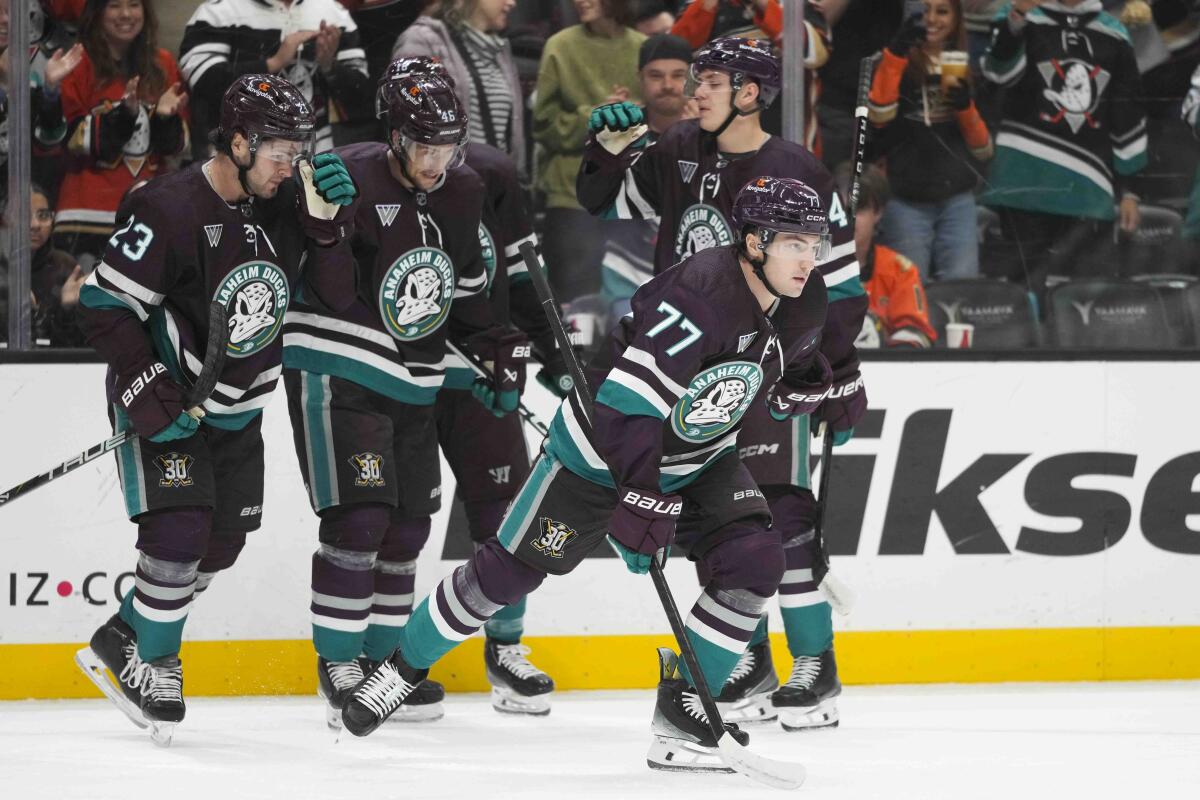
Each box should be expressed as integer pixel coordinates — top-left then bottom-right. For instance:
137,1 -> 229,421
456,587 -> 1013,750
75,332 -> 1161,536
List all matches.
941,51 -> 969,92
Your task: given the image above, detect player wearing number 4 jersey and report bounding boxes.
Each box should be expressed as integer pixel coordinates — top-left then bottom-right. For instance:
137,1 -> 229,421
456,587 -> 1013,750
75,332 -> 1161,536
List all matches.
579,35 -> 868,730
339,176 -> 834,774
74,74 -> 359,746
280,67 -> 535,727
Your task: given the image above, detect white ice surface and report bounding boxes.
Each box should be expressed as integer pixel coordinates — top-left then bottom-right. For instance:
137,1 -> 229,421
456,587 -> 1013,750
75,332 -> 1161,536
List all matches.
3,683 -> 1199,800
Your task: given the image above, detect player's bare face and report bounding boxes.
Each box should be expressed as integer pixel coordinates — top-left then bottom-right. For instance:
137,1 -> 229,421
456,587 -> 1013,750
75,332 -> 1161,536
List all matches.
405,142 -> 457,190
247,139 -> 304,198
101,0 -> 145,49
763,233 -> 821,297
690,70 -> 735,131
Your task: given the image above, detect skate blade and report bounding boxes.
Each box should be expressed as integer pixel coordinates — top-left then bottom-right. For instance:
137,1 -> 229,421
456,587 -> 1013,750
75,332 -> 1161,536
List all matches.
74,647 -> 149,731
325,701 -> 344,731
149,721 -> 176,747
646,735 -> 734,774
490,686 -> 551,716
386,701 -> 444,723
778,697 -> 839,731
717,692 -> 778,725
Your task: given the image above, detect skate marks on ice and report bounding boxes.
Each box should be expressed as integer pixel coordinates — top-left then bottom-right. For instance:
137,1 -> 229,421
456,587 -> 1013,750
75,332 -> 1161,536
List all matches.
3,684 -> 1200,799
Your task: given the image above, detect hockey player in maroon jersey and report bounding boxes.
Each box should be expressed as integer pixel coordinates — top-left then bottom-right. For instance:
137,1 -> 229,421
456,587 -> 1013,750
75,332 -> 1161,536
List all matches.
75,73 -> 359,745
280,68 -> 531,727
340,176 -> 838,773
578,35 -> 869,725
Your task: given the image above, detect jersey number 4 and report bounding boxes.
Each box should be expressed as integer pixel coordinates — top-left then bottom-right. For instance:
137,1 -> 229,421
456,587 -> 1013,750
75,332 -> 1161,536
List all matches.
647,301 -> 702,356
108,214 -> 155,261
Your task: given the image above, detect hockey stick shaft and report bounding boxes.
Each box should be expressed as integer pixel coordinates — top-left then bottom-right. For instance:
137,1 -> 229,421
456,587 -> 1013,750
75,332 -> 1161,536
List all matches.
848,53 -> 877,219
519,242 -> 730,742
445,340 -> 550,437
0,302 -> 229,509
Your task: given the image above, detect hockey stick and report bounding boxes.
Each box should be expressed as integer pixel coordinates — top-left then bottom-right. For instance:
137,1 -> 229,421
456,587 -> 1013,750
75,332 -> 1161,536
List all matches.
445,340 -> 550,437
0,302 -> 230,508
520,242 -> 805,790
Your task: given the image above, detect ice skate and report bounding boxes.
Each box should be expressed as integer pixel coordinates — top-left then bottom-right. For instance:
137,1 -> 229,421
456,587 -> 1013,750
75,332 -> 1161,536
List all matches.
358,657 -> 444,723
484,638 -> 554,716
74,614 -> 149,731
317,657 -> 365,730
646,648 -> 748,773
341,649 -> 428,736
716,640 -> 779,724
139,656 -> 186,747
771,648 -> 841,731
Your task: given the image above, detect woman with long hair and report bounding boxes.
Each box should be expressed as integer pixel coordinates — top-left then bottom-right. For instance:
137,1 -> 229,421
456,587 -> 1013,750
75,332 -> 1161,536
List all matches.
54,0 -> 188,264
867,0 -> 992,282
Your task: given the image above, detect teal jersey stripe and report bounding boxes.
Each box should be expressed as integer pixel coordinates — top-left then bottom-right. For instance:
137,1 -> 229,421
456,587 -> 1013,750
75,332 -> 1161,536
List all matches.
509,272 -> 532,286
283,345 -> 440,406
80,283 -> 141,315
442,365 -> 476,391
827,278 -> 867,302
792,414 -> 812,489
302,371 -> 338,511
596,381 -> 668,420
112,407 -> 147,519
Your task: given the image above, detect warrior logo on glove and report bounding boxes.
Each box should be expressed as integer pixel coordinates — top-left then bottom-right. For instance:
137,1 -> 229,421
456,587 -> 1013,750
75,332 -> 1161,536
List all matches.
531,517 -> 578,559
672,361 -> 763,443
214,261 -> 290,357
378,246 -> 456,340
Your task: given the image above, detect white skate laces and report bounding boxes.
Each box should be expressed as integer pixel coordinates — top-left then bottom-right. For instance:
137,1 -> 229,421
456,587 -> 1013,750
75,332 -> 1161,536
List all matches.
784,656 -> 821,691
495,644 -> 543,681
119,646 -> 146,691
727,649 -> 757,683
356,662 -> 413,719
681,690 -> 710,724
144,662 -> 183,704
326,660 -> 364,693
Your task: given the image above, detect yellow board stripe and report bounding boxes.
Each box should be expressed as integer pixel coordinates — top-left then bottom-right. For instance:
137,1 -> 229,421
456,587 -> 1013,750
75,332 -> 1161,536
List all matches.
5,626 -> 1200,700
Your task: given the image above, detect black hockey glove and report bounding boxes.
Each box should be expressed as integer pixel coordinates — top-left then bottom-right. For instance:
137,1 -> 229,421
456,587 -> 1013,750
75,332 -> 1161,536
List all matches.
116,361 -> 199,442
888,13 -> 926,58
768,352 -> 833,421
468,327 -> 531,417
810,369 -> 867,446
536,350 -> 575,399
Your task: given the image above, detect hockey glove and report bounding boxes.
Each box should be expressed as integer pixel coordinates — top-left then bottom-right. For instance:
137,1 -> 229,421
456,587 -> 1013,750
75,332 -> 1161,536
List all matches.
116,362 -> 200,442
536,350 -> 575,399
767,352 -> 832,421
887,13 -> 926,58
296,153 -> 357,245
608,486 -> 682,575
468,327 -> 531,417
588,101 -> 649,156
810,369 -> 867,446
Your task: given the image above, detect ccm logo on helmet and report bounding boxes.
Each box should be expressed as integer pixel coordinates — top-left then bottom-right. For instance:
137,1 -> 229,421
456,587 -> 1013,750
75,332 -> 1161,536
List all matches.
121,363 -> 167,408
622,491 -> 683,516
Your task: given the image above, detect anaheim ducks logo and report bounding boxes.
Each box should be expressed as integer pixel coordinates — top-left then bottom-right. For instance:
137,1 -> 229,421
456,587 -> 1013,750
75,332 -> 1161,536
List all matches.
1037,58 -> 1110,133
478,223 -> 497,290
671,361 -> 763,443
213,261 -> 290,358
675,202 -> 734,261
378,246 -> 456,341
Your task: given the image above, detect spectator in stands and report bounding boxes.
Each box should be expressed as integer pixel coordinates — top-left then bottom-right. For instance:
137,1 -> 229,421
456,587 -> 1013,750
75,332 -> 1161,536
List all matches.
393,0 -> 527,176
179,0 -> 371,155
534,0 -> 643,301
53,0 -> 188,267
601,32 -> 693,300
30,184 -> 86,346
633,0 -> 675,35
815,0 -> 904,170
1178,60 -> 1200,241
868,0 -> 992,281
341,0 -> 425,83
980,0 -> 1146,289
847,164 -> 937,348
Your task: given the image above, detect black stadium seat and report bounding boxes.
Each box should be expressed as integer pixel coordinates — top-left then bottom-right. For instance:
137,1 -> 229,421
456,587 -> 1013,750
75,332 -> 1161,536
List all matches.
925,279 -> 1040,348
1130,274 -> 1197,347
1047,278 -> 1173,348
1116,204 -> 1186,277
1184,282 -> 1200,347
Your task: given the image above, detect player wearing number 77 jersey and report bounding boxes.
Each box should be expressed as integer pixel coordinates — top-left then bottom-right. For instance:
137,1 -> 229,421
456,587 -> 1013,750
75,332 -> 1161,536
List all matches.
74,74 -> 359,745
340,176 -> 833,774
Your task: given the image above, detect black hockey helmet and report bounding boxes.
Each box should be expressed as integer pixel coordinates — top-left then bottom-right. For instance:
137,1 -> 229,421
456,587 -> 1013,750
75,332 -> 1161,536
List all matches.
375,56 -> 453,119
691,36 -> 782,110
733,177 -> 831,295
219,74 -> 316,151
379,72 -> 469,172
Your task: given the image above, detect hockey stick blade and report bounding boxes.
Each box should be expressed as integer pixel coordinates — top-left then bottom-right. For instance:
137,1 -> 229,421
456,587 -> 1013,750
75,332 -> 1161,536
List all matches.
718,733 -> 807,791
519,242 -> 808,788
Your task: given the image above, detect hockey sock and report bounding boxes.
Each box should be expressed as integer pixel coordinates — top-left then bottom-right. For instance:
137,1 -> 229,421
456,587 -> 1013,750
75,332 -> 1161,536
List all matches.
119,554 -> 198,662
779,535 -> 833,656
310,546 -> 374,662
483,597 -> 526,644
679,586 -> 768,696
748,614 -> 769,648
362,559 -> 415,662
401,564 -> 504,669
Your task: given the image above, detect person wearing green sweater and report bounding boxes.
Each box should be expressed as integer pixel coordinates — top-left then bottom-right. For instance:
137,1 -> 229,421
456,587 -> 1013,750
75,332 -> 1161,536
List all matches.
534,0 -> 645,301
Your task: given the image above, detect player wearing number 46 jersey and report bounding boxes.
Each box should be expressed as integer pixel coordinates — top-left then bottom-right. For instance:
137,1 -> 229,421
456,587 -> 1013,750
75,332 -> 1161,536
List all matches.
280,67 -> 534,727
74,74 -> 359,746
578,35 -> 868,730
339,177 -> 836,774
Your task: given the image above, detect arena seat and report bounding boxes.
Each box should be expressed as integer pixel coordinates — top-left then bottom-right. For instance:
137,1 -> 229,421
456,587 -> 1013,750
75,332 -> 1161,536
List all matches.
1047,278 -> 1173,349
925,279 -> 1040,348
1130,274 -> 1197,347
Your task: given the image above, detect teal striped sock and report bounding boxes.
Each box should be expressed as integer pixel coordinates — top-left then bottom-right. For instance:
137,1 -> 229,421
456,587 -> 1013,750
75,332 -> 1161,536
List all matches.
484,597 -> 526,644
677,587 -> 765,695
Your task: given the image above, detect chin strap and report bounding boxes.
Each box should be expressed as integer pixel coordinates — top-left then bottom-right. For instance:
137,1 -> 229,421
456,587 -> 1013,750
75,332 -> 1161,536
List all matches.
703,74 -> 762,140
741,226 -> 783,299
